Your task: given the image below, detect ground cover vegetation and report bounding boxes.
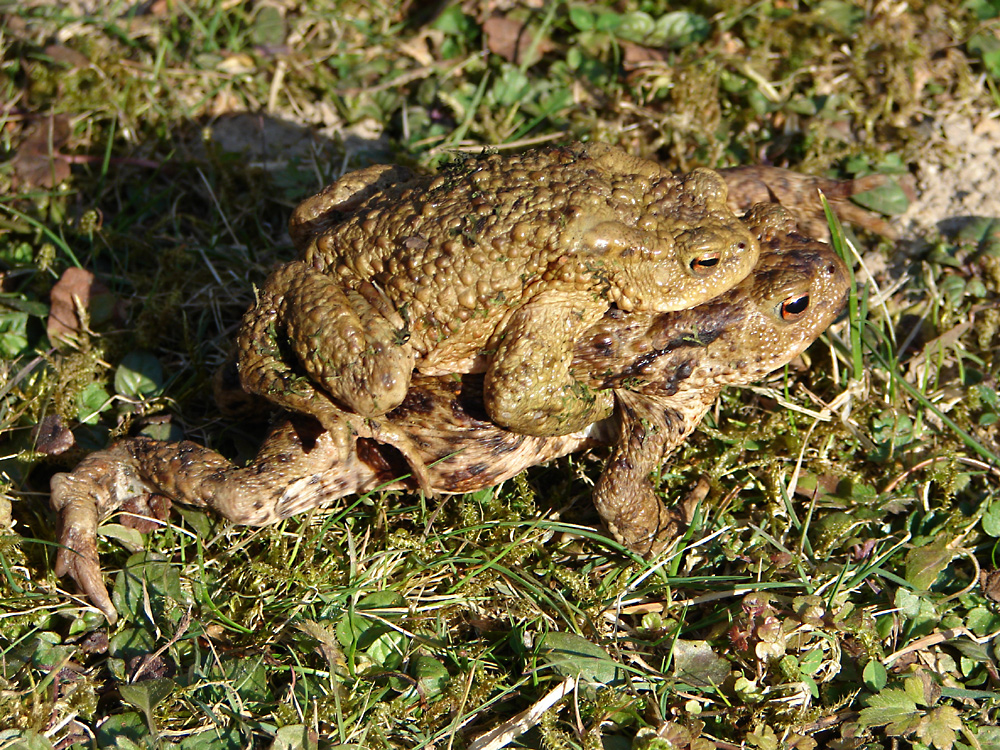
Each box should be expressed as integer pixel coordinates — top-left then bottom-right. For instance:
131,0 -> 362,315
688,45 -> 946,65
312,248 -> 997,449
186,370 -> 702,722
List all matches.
2,0 -> 1000,748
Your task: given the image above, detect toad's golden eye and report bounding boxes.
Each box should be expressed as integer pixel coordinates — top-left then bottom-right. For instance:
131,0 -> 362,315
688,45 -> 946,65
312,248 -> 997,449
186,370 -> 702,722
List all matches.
780,293 -> 810,321
690,252 -> 720,274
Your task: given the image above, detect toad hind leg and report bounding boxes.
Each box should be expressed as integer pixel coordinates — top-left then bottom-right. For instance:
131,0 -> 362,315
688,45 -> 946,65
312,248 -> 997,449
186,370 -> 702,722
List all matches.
484,290 -> 614,437
50,417 -> 380,624
51,445 -> 139,624
720,166 -> 896,239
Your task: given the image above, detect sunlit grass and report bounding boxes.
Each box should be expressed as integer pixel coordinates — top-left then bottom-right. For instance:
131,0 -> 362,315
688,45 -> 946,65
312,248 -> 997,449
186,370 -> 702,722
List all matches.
2,1 -> 1000,748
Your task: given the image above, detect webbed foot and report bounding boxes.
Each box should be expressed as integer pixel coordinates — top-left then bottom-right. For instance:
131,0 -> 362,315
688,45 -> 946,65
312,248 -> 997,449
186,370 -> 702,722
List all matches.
50,453 -> 133,624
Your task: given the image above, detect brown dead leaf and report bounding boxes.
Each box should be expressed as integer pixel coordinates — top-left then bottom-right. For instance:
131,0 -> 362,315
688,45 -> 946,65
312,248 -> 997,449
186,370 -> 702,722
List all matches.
217,53 -> 255,75
75,630 -> 109,655
43,44 -> 90,69
792,472 -> 839,499
399,32 -> 437,67
905,320 -> 974,382
47,267 -> 120,344
127,652 -> 176,682
11,114 -> 72,189
981,568 -> 1000,603
31,414 -> 75,456
296,620 -> 348,676
147,0 -> 172,15
621,42 -> 670,66
679,476 -> 710,524
121,493 -> 173,534
718,31 -> 746,56
483,14 -> 552,66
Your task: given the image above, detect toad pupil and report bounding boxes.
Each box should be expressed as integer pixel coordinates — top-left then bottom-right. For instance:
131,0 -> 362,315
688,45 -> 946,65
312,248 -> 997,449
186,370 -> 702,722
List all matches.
781,293 -> 810,320
691,253 -> 721,271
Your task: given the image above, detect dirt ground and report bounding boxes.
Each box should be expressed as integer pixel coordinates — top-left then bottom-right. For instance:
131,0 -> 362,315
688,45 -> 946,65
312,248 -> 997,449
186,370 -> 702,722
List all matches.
898,106 -> 1000,236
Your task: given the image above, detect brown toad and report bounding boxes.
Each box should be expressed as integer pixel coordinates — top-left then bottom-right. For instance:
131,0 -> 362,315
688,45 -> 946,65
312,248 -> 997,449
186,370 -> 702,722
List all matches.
51,204 -> 848,623
719,166 -> 896,239
237,142 -> 760,440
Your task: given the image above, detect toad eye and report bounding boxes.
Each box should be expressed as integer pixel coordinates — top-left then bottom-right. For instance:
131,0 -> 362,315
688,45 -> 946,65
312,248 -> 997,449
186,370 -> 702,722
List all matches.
780,293 -> 810,321
690,252 -> 720,274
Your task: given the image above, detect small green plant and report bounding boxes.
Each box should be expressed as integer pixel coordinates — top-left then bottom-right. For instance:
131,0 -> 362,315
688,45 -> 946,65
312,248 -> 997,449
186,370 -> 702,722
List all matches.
3,1 -> 1000,747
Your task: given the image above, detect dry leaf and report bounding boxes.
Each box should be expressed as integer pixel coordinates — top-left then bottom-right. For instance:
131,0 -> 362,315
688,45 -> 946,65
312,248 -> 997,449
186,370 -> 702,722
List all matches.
217,53 -> 255,75
147,0 -> 172,16
483,14 -> 551,66
44,44 -> 90,69
622,42 -> 670,66
981,568 -> 1000,603
10,114 -> 72,189
31,414 -> 75,455
47,266 -> 120,343
121,493 -> 173,534
76,630 -> 109,655
792,472 -> 839,499
399,32 -> 437,67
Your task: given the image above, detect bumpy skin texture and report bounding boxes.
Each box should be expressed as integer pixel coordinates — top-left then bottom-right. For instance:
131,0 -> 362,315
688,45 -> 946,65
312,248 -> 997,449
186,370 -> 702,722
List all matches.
51,208 -> 848,623
237,142 -> 760,438
577,204 -> 849,551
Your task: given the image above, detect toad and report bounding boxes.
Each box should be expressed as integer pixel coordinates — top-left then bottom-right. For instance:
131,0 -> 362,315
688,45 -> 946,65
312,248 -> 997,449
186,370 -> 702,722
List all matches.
237,142 -> 761,440
719,165 -> 896,239
51,205 -> 848,623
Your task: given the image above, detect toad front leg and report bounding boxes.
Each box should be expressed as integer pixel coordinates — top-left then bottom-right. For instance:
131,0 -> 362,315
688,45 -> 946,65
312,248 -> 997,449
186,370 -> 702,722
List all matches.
237,263 -> 436,491
239,260 -> 416,419
484,290 -> 614,437
593,388 -> 719,555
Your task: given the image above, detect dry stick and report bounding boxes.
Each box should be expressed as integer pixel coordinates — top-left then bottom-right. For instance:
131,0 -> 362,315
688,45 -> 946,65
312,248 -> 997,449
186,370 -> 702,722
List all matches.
883,625 -> 1000,666
883,455 -> 1000,493
468,676 -> 578,750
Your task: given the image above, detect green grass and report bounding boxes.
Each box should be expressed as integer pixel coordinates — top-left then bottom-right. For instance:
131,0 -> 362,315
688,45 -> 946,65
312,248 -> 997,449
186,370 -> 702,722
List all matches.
3,1 -> 1000,748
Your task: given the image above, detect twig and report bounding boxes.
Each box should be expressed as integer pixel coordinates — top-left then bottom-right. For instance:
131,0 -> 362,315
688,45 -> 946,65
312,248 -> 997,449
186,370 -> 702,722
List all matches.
883,625 -> 1000,665
468,676 -> 577,750
883,455 -> 1000,493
